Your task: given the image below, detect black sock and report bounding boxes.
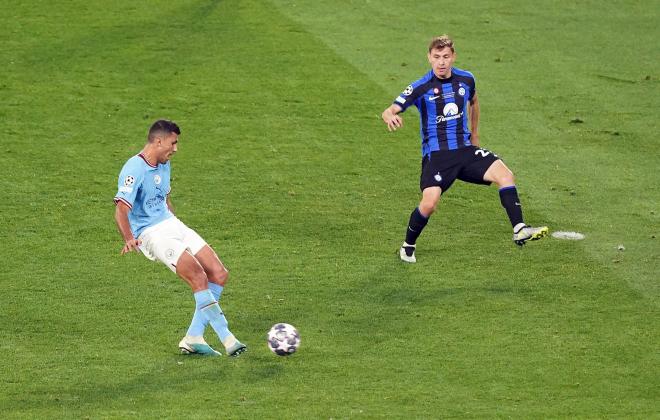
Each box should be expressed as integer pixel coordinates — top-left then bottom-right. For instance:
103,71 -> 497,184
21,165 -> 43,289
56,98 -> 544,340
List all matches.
499,186 -> 524,228
405,207 -> 429,245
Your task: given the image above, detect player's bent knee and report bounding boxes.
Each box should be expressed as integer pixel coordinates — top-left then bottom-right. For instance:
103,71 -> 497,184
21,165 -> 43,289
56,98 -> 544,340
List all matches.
420,189 -> 441,216
176,252 -> 209,291
179,269 -> 208,291
487,160 -> 516,187
419,204 -> 434,216
501,171 -> 515,187
210,268 -> 229,285
419,200 -> 438,216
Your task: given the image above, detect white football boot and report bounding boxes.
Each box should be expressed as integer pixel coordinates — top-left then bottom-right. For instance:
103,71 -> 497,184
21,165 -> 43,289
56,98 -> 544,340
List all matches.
179,335 -> 221,356
399,242 -> 416,263
225,341 -> 247,357
513,225 -> 549,246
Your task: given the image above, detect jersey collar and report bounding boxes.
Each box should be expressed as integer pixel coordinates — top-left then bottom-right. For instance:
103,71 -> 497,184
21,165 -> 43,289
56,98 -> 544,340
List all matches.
138,153 -> 158,169
432,70 -> 454,82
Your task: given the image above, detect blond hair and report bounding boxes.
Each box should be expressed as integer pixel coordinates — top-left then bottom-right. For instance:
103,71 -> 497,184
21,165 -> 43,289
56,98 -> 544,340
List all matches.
428,35 -> 454,53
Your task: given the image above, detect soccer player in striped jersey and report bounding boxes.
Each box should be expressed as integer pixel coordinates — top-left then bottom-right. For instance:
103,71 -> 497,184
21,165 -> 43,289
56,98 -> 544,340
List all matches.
114,120 -> 246,356
381,35 -> 548,263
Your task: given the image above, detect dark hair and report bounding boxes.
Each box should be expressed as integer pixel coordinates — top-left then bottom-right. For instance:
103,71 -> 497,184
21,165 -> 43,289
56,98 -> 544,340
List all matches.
428,35 -> 454,53
148,119 -> 181,142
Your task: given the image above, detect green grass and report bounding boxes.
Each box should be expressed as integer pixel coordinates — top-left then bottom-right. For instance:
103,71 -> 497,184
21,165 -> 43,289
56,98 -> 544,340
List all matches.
1,0 -> 658,417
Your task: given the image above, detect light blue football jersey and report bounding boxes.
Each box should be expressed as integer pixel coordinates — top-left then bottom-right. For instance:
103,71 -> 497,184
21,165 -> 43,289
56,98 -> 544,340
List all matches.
114,154 -> 173,238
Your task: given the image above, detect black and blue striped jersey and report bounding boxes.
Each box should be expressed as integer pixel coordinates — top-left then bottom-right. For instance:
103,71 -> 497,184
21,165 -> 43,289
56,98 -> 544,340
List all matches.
393,68 -> 476,156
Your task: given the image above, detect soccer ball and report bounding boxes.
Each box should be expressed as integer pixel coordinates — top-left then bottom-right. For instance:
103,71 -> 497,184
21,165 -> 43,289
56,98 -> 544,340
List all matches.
267,323 -> 300,356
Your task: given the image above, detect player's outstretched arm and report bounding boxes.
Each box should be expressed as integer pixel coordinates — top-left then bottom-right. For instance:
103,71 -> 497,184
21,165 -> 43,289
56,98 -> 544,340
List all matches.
382,104 -> 404,132
114,202 -> 141,254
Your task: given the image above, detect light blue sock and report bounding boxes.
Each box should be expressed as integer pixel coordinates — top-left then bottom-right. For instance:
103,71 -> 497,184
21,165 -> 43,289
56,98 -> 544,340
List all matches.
208,282 -> 224,301
186,311 -> 206,337
193,289 -> 233,343
186,283 -> 224,337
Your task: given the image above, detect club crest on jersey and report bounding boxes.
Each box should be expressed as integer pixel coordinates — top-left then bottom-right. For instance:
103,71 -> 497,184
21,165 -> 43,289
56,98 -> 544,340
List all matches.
458,87 -> 466,96
124,175 -> 135,187
434,173 -> 442,182
154,175 -> 161,185
403,85 -> 413,96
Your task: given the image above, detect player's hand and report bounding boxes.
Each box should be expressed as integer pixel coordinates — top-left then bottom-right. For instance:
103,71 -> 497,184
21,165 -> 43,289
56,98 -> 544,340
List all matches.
121,238 -> 141,255
382,112 -> 403,132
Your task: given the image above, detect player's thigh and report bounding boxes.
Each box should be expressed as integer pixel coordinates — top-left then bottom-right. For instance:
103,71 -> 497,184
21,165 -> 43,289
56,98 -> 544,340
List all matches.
194,245 -> 228,285
139,221 -> 188,273
421,186 -> 442,206
178,222 -> 228,284
419,152 -> 459,193
457,147 -> 500,185
174,250 -> 208,292
178,220 -> 207,256
482,159 -> 514,186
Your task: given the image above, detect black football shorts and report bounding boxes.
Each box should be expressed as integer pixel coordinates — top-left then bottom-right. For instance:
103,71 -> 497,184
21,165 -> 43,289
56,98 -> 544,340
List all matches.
420,146 -> 500,192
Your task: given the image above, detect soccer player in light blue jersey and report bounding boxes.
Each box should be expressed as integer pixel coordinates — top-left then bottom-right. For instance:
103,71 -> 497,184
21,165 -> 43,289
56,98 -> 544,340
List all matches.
114,119 -> 246,357
382,35 -> 548,263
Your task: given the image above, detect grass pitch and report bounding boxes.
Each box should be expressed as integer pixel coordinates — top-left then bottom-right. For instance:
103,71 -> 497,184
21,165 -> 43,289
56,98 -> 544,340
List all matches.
1,0 -> 658,417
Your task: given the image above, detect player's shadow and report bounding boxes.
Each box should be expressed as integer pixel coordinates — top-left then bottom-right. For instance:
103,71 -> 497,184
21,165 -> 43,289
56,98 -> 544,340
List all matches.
34,354 -> 288,412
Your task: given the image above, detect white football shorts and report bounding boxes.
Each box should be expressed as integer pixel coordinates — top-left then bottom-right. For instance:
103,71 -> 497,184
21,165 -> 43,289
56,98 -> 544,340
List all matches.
137,217 -> 207,273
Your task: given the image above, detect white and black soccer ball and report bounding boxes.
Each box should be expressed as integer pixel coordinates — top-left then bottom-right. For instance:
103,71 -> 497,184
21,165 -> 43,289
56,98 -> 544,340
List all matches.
267,323 -> 300,356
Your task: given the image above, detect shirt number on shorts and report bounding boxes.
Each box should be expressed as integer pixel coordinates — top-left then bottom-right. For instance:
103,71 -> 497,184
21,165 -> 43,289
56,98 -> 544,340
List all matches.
475,148 -> 497,158
475,148 -> 490,157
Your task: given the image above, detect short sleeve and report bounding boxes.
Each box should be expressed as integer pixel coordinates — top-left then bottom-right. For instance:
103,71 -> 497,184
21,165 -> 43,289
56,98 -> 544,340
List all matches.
392,72 -> 433,112
114,159 -> 144,209
393,83 -> 425,112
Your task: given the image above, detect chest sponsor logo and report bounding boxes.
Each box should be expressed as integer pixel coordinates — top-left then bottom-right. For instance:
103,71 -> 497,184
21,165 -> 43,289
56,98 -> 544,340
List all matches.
436,103 -> 463,123
146,184 -> 166,209
443,103 -> 459,116
146,193 -> 165,209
